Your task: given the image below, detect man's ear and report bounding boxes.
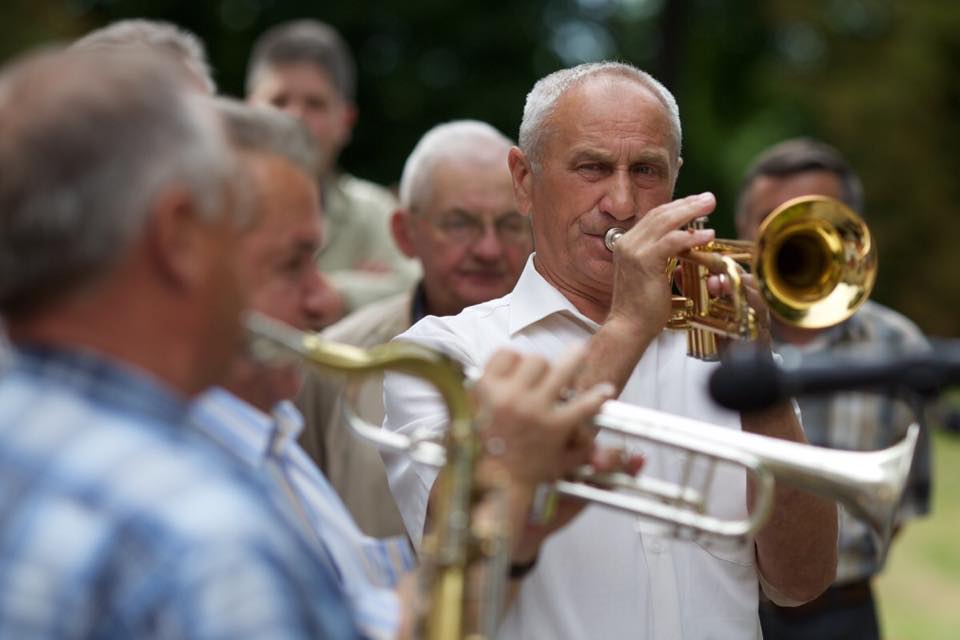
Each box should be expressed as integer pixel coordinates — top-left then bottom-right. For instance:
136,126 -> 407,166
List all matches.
144,187 -> 206,288
337,101 -> 358,148
507,146 -> 534,217
390,208 -> 418,258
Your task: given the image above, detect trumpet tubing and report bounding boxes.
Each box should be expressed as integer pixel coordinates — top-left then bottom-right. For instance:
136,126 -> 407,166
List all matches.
583,400 -> 917,551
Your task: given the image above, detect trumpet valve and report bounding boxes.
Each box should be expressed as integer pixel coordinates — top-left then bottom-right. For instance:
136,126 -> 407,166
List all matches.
667,296 -> 693,330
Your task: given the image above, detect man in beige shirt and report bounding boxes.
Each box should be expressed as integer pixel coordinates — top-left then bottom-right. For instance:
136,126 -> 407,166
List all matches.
297,120 -> 532,536
247,20 -> 419,327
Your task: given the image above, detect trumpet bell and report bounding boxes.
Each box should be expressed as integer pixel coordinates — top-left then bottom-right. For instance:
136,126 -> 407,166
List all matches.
756,195 -> 877,329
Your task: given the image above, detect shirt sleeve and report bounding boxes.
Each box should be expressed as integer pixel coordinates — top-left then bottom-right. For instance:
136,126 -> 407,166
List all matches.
381,368 -> 449,549
381,325 -> 481,550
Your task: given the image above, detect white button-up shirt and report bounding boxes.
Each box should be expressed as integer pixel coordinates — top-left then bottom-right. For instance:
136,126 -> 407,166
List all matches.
383,256 -> 762,640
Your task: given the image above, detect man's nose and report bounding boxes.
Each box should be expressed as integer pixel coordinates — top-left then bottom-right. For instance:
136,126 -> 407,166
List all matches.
302,268 -> 331,321
470,223 -> 505,261
599,171 -> 636,221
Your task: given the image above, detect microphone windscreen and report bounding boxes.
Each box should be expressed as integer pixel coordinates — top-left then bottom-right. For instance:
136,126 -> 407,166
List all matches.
709,349 -> 783,412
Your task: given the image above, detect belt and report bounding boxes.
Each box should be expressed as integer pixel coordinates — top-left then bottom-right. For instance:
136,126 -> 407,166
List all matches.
761,580 -> 873,619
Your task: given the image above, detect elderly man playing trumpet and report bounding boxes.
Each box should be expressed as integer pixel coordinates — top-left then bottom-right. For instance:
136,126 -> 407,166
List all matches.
383,61 -> 838,639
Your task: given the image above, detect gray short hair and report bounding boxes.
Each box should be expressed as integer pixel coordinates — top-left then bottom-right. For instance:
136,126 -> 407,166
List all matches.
0,48 -> 234,316
246,20 -> 355,101
519,61 -> 682,170
399,120 -> 514,211
735,138 -> 865,228
213,98 -> 320,177
73,19 -> 215,94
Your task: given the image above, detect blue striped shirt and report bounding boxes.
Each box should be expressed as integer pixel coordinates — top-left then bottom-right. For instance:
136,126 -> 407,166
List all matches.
0,346 -> 359,639
191,388 -> 416,640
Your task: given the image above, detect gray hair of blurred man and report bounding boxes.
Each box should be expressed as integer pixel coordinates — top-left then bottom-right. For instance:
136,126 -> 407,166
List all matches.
245,19 -> 355,101
0,48 -> 235,317
213,98 -> 321,178
398,119 -> 514,212
73,19 -> 216,94
518,61 -> 682,171
734,138 -> 865,227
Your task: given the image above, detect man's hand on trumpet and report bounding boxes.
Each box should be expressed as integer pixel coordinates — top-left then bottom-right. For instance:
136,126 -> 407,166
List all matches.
471,347 -> 643,568
605,192 -> 718,345
574,193 -> 719,399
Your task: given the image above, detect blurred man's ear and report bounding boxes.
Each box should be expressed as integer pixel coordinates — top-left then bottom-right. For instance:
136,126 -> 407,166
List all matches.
390,209 -> 418,258
507,146 -> 534,217
333,101 -> 358,149
146,187 -> 209,288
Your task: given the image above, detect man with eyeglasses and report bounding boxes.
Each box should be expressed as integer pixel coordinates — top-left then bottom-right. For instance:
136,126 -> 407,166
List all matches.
297,120 -> 532,538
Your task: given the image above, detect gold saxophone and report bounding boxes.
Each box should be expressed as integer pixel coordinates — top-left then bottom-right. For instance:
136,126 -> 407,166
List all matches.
245,312 -> 507,639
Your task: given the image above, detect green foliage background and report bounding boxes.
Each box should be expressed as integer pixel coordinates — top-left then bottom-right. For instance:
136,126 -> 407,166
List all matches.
4,0 -> 959,337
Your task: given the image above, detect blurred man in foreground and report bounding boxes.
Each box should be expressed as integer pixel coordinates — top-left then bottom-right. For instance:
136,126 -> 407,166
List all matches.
189,101 -> 618,639
0,49 -> 353,637
247,19 -> 418,326
298,120 -> 532,537
736,138 -> 931,640
383,61 -> 839,639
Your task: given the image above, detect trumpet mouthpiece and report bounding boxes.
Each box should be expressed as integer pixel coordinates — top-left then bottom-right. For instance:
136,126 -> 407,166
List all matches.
604,227 -> 626,251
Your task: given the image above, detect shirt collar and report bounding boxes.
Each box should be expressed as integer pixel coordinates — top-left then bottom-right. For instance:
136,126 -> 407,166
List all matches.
11,344 -> 188,427
190,387 -> 304,468
508,254 -> 600,336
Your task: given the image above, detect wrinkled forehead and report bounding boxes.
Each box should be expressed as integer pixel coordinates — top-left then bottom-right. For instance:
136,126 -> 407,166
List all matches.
422,155 -> 515,214
546,73 -> 679,158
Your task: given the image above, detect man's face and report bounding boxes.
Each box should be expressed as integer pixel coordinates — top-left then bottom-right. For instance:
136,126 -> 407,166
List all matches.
235,152 -> 325,407
248,62 -> 354,175
736,170 -> 846,241
400,157 -> 532,317
512,74 -> 680,301
191,191 -> 252,393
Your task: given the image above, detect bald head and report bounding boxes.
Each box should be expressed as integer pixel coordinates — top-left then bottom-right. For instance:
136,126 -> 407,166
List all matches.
399,120 -> 514,212
519,61 -> 682,170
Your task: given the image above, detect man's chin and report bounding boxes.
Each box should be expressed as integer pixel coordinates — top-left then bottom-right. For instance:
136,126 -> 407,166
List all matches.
265,367 -> 304,406
459,283 -> 512,307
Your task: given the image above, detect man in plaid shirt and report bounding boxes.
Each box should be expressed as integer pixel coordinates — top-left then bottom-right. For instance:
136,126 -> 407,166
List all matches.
735,138 -> 932,640
0,47 -> 356,638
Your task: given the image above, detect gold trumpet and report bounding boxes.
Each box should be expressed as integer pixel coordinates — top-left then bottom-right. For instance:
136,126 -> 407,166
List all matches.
246,312 -> 505,640
246,312 -> 916,569
604,195 -> 878,360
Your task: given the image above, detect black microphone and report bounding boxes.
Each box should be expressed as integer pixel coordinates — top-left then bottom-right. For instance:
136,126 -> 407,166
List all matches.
709,343 -> 960,413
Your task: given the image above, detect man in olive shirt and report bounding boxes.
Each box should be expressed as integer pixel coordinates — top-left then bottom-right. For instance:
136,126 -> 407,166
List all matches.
247,20 -> 419,328
297,120 -> 532,536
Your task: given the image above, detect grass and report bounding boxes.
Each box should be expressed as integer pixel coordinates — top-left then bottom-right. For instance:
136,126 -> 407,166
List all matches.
875,428 -> 960,639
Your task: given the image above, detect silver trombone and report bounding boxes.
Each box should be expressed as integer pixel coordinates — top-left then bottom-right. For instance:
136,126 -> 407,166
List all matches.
246,312 -> 918,557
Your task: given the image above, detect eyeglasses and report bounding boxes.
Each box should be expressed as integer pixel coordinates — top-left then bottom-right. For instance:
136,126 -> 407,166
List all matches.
426,210 -> 531,245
